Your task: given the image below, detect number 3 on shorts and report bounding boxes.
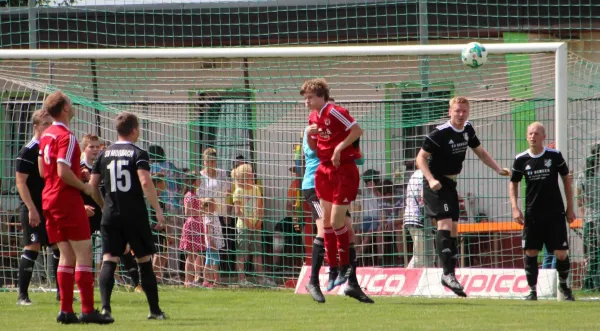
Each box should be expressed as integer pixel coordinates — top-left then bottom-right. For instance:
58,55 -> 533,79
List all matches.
443,204 -> 449,212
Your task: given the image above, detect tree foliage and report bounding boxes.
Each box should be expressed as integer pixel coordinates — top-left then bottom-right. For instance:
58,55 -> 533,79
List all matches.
8,0 -> 77,7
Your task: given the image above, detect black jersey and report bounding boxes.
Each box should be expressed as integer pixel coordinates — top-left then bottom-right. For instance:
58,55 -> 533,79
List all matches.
510,147 -> 569,214
81,159 -> 102,232
421,121 -> 481,176
15,138 -> 44,212
92,141 -> 151,224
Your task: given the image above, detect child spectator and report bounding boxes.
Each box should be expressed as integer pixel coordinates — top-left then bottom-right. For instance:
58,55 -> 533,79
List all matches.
232,164 -> 275,286
203,198 -> 225,287
179,171 -> 205,287
151,173 -> 168,283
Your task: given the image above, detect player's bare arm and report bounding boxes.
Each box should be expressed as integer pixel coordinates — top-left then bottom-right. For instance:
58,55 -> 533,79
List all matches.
561,173 -> 576,223
15,171 -> 40,227
57,162 -> 93,195
471,145 -> 510,176
416,148 -> 441,191
37,156 -> 44,178
509,181 -> 524,225
89,173 -> 105,209
332,124 -> 363,166
138,169 -> 165,229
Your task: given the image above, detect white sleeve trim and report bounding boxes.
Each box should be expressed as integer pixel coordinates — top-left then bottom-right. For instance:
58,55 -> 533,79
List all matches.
16,157 -> 34,164
512,168 -> 522,172
64,134 -> 76,165
136,159 -> 149,165
344,121 -> 357,131
330,109 -> 354,128
57,158 -> 72,167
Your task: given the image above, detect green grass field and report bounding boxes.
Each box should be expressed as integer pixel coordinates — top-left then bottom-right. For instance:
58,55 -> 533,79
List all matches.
0,289 -> 598,330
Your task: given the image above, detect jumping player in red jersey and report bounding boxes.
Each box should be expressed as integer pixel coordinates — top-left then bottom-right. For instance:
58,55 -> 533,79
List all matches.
38,91 -> 114,325
301,78 -> 363,288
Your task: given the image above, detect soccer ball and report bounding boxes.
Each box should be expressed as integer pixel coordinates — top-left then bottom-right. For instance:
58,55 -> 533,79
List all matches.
461,42 -> 488,68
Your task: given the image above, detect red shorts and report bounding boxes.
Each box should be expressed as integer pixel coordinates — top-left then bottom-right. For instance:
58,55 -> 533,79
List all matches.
315,162 -> 359,205
44,206 -> 91,243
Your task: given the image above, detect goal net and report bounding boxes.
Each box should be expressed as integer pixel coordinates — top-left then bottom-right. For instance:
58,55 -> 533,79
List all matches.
0,44 -> 597,299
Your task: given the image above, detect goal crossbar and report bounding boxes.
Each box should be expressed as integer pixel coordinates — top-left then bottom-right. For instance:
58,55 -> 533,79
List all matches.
0,42 -> 569,157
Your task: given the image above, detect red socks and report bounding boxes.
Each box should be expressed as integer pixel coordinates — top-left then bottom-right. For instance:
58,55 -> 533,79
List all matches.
75,266 -> 95,314
335,225 -> 350,266
57,265 -> 75,313
323,227 -> 338,268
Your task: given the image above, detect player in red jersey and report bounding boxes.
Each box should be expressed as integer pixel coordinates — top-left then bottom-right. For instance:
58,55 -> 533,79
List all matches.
38,91 -> 113,325
301,78 -> 363,289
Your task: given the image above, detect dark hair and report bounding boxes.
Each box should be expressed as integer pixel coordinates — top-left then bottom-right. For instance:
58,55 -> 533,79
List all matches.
148,145 -> 166,162
115,112 -> 139,137
363,169 -> 381,185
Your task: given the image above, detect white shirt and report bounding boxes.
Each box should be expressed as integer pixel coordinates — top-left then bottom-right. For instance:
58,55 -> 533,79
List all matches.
204,215 -> 225,249
404,170 -> 424,227
197,168 -> 229,216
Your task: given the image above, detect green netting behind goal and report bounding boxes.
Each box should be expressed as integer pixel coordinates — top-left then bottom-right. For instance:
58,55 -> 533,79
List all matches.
0,0 -> 600,298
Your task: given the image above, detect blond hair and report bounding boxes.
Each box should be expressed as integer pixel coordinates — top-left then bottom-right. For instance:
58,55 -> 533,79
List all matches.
231,163 -> 253,181
203,147 -> 217,158
31,109 -> 49,126
528,121 -> 546,135
300,78 -> 330,101
80,133 -> 100,149
449,96 -> 470,108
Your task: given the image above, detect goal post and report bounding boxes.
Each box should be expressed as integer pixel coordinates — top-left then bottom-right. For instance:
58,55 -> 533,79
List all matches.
0,42 -> 579,299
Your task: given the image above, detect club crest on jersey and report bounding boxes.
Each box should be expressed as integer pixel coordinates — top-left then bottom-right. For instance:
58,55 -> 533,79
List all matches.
464,132 -> 469,141
324,119 -> 331,126
544,159 -> 552,168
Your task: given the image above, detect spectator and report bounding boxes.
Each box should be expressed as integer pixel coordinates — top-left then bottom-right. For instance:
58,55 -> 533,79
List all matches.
179,171 -> 205,287
404,168 -> 435,268
203,198 -> 225,287
380,179 -> 404,265
148,144 -> 181,282
579,143 -> 600,290
232,164 -> 275,286
151,173 -> 168,283
356,169 -> 382,260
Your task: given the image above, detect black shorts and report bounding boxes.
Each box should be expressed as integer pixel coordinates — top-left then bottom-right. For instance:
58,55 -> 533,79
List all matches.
423,176 -> 459,221
523,211 -> 569,252
20,205 -> 50,247
101,219 -> 156,258
302,188 -> 351,222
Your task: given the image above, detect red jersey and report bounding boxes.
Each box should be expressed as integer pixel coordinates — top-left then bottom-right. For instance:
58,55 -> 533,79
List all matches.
39,122 -> 85,223
308,103 -> 358,164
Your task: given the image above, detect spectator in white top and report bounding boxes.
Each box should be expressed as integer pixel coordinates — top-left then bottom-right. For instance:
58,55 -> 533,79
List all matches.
405,168 -> 435,268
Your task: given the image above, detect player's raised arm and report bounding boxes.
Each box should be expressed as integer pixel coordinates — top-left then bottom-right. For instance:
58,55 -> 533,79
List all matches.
472,145 -> 510,176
